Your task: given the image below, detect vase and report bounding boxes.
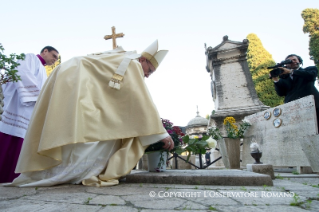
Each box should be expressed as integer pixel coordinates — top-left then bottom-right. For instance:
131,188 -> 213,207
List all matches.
147,151 -> 167,172
217,138 -> 241,169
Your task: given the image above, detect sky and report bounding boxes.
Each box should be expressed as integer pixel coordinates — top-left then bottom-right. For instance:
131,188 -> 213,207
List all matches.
1,0 -> 318,126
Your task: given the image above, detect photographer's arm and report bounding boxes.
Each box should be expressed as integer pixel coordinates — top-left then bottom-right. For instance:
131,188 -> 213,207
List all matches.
270,73 -> 290,96
292,66 -> 318,81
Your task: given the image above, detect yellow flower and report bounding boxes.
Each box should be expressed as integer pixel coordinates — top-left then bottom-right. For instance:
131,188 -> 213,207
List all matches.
223,117 -> 236,125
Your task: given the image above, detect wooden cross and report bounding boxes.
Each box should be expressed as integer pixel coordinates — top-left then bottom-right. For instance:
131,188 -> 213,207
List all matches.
104,26 -> 125,49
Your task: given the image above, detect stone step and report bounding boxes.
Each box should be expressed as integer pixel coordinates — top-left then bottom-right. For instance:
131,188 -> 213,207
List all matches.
126,170 -> 273,186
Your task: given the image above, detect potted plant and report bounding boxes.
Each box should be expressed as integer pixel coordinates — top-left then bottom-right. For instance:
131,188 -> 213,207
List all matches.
145,118 -> 184,172
207,117 -> 251,169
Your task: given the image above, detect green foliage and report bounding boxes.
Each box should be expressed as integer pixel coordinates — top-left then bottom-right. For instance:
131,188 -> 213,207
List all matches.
302,8 -> 319,76
246,33 -> 284,107
208,206 -> 217,211
207,127 -> 222,140
0,43 -> 25,85
290,194 -> 303,206
292,171 -> 300,175
275,174 -> 284,180
84,197 -> 92,205
179,135 -> 209,161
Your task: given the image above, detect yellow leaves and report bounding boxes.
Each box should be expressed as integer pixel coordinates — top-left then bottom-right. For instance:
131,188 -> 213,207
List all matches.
45,55 -> 61,76
301,8 -> 319,34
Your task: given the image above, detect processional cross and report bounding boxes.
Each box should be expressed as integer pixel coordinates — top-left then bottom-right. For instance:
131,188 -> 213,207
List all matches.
104,26 -> 125,49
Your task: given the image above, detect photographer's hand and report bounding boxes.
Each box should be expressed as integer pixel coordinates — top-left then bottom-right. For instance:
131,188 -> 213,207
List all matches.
278,67 -> 292,75
269,73 -> 279,82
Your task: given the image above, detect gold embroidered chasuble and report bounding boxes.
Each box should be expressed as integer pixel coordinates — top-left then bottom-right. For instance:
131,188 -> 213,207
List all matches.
14,49 -> 166,184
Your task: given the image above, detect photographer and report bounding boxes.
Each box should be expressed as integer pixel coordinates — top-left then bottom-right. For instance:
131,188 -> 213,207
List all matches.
270,54 -> 319,131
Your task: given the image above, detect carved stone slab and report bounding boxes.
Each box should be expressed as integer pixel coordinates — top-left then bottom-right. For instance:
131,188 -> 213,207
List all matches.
242,95 -> 317,168
300,135 -> 319,172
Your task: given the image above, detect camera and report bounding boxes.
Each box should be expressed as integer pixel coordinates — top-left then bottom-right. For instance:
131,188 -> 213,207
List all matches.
268,59 -> 292,79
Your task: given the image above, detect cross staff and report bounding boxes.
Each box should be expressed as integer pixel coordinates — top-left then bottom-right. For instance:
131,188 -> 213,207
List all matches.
104,26 -> 125,49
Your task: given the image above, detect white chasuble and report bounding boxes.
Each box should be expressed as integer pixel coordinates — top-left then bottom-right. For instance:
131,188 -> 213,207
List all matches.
0,54 -> 47,138
7,47 -> 168,187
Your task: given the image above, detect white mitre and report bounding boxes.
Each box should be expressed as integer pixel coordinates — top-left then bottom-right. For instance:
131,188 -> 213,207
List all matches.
141,40 -> 168,69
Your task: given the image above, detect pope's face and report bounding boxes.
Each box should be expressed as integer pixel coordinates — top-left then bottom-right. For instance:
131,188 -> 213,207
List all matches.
140,58 -> 156,78
286,56 -> 300,70
42,49 -> 59,66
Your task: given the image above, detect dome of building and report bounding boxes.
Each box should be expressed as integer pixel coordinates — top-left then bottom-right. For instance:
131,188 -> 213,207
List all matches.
187,110 -> 208,128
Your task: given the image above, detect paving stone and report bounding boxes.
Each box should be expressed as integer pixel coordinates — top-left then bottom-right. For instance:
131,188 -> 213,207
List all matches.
0,200 -> 45,212
177,190 -> 238,206
287,178 -> 319,185
273,179 -> 319,191
215,205 -> 266,212
218,189 -> 305,206
306,200 -> 319,212
99,206 -> 138,212
37,184 -> 86,192
22,188 -> 98,204
88,195 -> 126,205
292,190 -> 319,199
86,185 -> 146,195
0,186 -> 36,200
130,199 -> 185,209
216,205 -> 307,212
35,203 -> 101,212
175,200 -> 208,210
141,210 -> 207,212
2,174 -> 319,211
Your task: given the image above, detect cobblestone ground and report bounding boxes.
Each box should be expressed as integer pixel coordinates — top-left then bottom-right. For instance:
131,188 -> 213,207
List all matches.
1,178 -> 319,212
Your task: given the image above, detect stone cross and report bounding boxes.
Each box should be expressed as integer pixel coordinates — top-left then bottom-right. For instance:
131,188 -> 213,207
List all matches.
104,26 -> 125,49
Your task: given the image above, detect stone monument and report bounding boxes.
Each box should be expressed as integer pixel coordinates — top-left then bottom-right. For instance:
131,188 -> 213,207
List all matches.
205,36 -> 269,133
242,95 -> 319,173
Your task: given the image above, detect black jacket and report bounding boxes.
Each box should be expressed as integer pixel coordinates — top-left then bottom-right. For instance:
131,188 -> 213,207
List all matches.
274,66 -> 319,108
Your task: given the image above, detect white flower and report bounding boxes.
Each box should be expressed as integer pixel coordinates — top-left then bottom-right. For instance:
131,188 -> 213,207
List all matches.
206,138 -> 217,148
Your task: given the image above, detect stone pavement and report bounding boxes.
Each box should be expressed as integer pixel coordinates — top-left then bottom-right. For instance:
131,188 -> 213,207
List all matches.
1,174 -> 319,212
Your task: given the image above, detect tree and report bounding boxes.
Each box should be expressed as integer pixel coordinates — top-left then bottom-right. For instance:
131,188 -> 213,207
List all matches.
45,55 -> 61,76
246,33 -> 284,107
301,8 -> 319,77
0,43 -> 25,85
0,44 -> 25,120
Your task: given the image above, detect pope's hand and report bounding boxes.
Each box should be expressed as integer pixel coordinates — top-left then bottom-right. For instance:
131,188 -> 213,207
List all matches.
162,136 -> 174,151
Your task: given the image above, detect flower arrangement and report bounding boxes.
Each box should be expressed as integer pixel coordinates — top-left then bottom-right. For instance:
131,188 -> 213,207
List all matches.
145,118 -> 185,172
207,116 -> 251,139
145,118 -> 185,153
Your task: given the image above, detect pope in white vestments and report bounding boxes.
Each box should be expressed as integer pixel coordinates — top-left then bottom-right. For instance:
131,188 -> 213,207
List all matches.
8,40 -> 171,187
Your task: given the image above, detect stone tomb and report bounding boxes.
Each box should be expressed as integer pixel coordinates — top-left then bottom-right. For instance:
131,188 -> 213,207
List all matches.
205,36 -> 269,135
242,95 -> 318,173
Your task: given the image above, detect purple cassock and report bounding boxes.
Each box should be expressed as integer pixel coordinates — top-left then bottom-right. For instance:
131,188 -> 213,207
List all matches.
0,132 -> 24,183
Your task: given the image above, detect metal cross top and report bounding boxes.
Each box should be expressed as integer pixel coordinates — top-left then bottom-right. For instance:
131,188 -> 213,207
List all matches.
104,26 -> 125,49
